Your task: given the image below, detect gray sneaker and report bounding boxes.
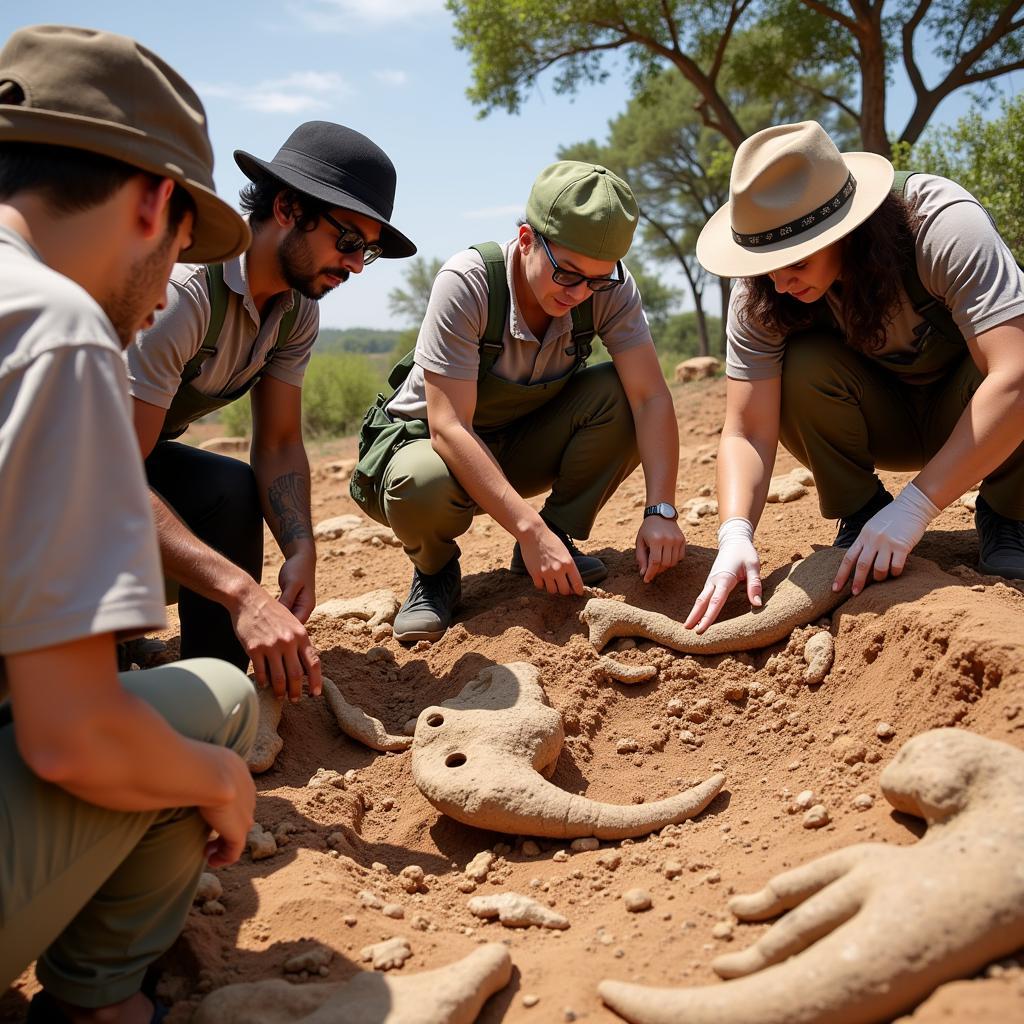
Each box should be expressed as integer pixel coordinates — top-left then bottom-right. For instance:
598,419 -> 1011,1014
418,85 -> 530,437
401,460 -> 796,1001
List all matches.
976,495 -> 1024,579
393,557 -> 462,643
510,520 -> 608,585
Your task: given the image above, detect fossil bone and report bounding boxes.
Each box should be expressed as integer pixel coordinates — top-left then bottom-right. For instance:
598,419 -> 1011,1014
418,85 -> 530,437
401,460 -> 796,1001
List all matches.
582,547 -> 849,654
309,588 -> 400,628
322,676 -> 411,753
599,728 -> 1024,1024
411,662 -> 724,839
193,942 -> 512,1024
247,687 -> 285,773
597,654 -> 658,684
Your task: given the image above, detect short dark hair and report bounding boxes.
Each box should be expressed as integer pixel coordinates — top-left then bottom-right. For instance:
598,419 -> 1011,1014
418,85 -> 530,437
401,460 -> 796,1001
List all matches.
0,142 -> 195,230
238,174 -> 331,229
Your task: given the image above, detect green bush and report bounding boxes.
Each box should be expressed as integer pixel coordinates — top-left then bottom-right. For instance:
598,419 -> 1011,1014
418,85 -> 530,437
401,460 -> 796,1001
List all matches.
215,352 -> 382,440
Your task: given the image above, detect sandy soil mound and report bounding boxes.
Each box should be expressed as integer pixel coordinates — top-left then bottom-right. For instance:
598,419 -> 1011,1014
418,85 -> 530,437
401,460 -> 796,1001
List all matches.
4,378 -> 1022,1022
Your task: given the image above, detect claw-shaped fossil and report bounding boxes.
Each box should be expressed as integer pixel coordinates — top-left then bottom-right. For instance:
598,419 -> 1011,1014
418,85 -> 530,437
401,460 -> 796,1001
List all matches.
309,588 -> 400,628
581,547 -> 849,654
411,662 -> 724,839
193,942 -> 511,1023
323,677 -> 411,753
599,728 -> 1024,1024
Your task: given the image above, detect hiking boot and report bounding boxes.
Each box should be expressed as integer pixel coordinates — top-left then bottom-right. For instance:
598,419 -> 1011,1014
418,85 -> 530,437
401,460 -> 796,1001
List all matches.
510,520 -> 608,585
975,495 -> 1024,579
393,556 -> 462,643
834,479 -> 894,549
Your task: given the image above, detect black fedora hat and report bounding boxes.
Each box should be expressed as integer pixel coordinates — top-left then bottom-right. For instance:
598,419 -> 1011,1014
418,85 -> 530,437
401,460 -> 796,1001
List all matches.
234,121 -> 416,259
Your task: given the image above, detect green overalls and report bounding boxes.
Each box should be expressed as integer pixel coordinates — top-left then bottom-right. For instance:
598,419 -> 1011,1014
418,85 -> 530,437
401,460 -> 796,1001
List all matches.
349,243 -> 641,574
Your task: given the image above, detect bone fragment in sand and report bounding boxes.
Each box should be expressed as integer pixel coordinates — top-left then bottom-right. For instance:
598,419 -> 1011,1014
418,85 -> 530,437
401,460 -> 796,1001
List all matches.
247,686 -> 285,773
193,943 -> 512,1024
599,728 -> 1024,1024
309,588 -> 400,628
411,662 -> 724,839
323,676 -> 411,753
582,547 -> 849,654
597,655 -> 658,684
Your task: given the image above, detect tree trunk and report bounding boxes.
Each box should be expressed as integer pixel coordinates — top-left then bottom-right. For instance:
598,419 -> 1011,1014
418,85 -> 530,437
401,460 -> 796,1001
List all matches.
680,256 -> 710,357
718,277 -> 731,358
856,10 -> 889,154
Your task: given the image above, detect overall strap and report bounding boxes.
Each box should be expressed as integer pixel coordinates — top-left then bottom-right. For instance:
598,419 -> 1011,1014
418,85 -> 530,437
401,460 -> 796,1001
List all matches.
179,263 -> 230,387
470,241 -> 509,379
568,298 -> 595,365
890,170 -> 964,345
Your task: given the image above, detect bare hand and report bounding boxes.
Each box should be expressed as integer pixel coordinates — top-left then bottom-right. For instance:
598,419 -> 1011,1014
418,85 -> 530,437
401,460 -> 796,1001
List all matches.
232,584 -> 322,700
518,525 -> 584,596
684,518 -> 761,634
199,750 -> 256,868
278,551 -> 317,623
635,516 -> 686,583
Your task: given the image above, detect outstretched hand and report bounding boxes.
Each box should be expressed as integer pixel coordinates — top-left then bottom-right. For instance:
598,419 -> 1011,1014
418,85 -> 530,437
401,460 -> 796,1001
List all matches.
635,516 -> 686,583
684,517 -> 761,633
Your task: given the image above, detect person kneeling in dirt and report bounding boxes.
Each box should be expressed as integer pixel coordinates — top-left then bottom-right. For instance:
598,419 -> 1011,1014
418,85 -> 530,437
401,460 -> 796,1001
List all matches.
685,120 -> 1024,634
0,27 -> 257,1022
128,121 -> 416,698
351,161 -> 686,642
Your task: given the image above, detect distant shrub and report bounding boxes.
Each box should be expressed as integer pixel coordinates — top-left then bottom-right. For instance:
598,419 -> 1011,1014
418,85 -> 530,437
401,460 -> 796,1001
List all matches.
215,352 -> 381,440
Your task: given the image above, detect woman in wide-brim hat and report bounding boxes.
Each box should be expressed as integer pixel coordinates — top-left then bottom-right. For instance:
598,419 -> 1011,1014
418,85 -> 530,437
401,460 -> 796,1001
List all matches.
684,120 -> 1024,633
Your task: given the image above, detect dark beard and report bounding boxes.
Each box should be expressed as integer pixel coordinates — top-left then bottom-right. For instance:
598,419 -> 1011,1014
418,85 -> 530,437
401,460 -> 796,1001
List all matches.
104,226 -> 176,347
277,228 -> 349,301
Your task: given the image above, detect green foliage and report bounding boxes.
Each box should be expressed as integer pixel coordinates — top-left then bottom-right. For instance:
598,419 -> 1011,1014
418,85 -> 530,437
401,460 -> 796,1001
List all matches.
653,311 -> 722,378
315,327 -> 401,354
892,94 -> 1024,262
300,352 -> 382,438
219,393 -> 251,437
388,256 -> 444,326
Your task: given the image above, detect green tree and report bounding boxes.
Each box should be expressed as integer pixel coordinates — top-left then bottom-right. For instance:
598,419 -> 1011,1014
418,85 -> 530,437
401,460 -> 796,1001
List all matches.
388,256 -> 444,325
448,0 -> 1024,154
892,93 -> 1024,260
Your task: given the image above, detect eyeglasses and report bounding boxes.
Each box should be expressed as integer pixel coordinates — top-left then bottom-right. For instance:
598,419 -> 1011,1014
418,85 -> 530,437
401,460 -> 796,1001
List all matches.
538,233 -> 623,292
321,211 -> 383,265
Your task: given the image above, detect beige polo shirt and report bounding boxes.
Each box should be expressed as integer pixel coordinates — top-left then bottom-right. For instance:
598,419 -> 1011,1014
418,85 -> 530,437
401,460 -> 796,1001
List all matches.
726,174 -> 1024,380
0,227 -> 165,687
387,238 -> 652,421
127,248 -> 320,411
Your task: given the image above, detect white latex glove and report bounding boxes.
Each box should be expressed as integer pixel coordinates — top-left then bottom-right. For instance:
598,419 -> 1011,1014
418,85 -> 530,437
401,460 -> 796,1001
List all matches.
684,517 -> 762,634
834,482 -> 940,595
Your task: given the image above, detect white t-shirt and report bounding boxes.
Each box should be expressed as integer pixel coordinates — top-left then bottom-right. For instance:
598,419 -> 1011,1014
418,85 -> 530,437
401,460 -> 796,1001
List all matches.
726,174 -> 1024,380
387,238 -> 652,421
0,227 -> 165,678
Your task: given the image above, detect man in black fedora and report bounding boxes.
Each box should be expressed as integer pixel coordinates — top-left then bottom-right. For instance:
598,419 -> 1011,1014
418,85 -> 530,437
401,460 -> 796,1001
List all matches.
128,121 -> 416,700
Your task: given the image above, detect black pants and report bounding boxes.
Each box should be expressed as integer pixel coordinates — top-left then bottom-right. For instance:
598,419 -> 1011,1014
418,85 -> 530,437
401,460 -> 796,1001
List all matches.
145,442 -> 263,669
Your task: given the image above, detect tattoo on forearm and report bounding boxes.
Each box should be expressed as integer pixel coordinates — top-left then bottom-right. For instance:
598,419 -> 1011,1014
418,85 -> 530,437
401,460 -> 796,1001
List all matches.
268,471 -> 313,547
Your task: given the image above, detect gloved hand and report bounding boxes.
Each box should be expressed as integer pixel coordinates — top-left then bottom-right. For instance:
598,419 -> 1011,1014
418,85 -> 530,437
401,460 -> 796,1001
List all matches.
833,481 -> 940,595
684,517 -> 762,634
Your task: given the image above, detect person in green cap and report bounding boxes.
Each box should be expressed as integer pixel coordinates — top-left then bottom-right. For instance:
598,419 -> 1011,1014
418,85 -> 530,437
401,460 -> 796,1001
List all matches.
350,161 -> 686,641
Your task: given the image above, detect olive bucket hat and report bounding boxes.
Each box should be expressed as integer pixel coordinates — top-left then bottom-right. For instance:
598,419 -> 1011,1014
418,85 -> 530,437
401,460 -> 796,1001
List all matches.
0,24 -> 250,263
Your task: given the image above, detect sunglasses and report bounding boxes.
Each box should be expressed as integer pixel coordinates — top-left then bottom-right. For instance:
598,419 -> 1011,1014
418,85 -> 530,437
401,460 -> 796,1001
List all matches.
321,211 -> 383,265
538,233 -> 623,292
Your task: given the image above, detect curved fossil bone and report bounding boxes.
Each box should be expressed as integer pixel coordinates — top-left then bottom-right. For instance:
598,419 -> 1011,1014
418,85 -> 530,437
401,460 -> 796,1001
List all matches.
193,943 -> 512,1024
411,662 -> 724,839
599,728 -> 1024,1024
582,547 -> 849,654
322,677 -> 411,753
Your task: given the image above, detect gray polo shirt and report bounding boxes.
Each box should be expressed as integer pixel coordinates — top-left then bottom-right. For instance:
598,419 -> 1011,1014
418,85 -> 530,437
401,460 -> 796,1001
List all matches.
0,226 -> 165,684
726,174 -> 1024,380
127,248 -> 320,411
387,238 -> 652,421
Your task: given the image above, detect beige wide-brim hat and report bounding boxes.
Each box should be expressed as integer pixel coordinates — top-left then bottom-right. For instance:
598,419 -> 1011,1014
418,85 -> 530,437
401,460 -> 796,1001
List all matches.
0,25 -> 250,264
696,121 -> 894,278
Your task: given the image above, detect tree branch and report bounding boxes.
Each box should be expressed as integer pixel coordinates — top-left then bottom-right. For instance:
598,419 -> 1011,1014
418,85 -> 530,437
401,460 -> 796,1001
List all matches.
900,0 -> 933,98
798,0 -> 860,36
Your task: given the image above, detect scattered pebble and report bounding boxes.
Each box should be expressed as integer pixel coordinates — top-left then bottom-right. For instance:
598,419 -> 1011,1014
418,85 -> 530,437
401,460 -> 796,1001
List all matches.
465,850 -> 495,882
399,865 -> 427,894
570,837 -> 599,853
246,823 -> 277,861
623,889 -> 653,913
803,632 -> 835,685
876,721 -> 896,739
832,736 -> 867,765
597,851 -> 622,871
522,994 -> 540,1008
284,944 -> 333,974
711,921 -> 734,941
361,937 -> 413,971
852,793 -> 875,811
382,903 -> 405,919
468,892 -> 570,930
522,840 -> 542,857
616,738 -> 640,754
802,804 -> 831,829
194,872 -> 222,904
552,850 -> 569,863
662,860 -> 684,879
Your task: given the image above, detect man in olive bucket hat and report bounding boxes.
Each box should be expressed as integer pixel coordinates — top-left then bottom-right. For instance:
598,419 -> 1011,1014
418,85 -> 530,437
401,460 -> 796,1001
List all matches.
351,161 -> 685,642
128,121 -> 416,699
0,24 -> 259,1024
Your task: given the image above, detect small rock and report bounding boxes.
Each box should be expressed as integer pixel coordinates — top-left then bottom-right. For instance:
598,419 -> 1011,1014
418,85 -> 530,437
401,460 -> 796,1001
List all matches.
662,860 -> 684,879
793,789 -> 816,811
382,903 -> 405,919
803,632 -> 835,685
284,944 -> 333,974
194,872 -> 222,904
722,683 -> 748,702
358,890 -> 384,910
802,804 -> 831,829
552,850 -> 569,863
200,899 -> 225,916
361,937 -> 412,971
523,994 -> 540,1008
876,721 -> 896,739
522,840 -> 542,857
616,738 -> 640,754
399,865 -> 427,894
623,889 -> 653,913
597,851 -> 622,871
666,697 -> 685,718
832,736 -> 867,765
852,793 -> 875,811
468,892 -> 570,930
712,921 -> 734,941
570,837 -> 599,853
465,851 -> 496,882
767,477 -> 808,503
246,824 -> 277,861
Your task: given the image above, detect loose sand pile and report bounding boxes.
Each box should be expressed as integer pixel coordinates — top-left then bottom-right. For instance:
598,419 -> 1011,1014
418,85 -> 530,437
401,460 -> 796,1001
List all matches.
4,377 -> 1022,1022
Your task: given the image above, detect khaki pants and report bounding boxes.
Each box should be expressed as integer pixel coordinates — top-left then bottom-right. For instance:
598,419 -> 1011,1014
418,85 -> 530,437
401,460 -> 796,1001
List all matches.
779,332 -> 1024,519
0,659 -> 257,1007
381,362 -> 641,574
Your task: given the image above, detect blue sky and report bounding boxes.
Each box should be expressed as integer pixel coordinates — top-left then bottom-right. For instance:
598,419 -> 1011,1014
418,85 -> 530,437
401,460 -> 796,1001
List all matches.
1,3 -> 1017,330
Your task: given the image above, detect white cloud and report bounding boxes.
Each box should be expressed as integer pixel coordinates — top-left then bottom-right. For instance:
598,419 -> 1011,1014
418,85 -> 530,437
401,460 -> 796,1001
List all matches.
288,0 -> 445,30
463,204 -> 524,220
373,69 -> 410,87
201,71 -> 353,115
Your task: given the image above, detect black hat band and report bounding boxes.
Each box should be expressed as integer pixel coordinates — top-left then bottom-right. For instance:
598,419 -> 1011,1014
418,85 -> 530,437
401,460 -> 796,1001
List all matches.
732,173 -> 856,249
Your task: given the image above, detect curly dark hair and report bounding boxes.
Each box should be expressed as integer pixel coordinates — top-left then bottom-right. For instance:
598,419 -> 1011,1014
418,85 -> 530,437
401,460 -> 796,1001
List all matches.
238,174 -> 332,229
738,193 -> 919,353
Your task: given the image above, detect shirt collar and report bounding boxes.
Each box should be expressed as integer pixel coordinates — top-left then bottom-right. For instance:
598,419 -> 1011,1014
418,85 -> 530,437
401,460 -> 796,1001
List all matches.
503,237 -> 571,346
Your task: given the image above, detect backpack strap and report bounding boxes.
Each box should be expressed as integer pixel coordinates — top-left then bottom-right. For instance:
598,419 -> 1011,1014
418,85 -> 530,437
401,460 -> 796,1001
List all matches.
890,171 -> 964,345
179,263 -> 230,386
470,241 -> 508,379
568,298 -> 595,364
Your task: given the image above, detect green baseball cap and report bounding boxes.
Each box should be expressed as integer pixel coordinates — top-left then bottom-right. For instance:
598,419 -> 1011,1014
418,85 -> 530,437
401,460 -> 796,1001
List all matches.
0,24 -> 250,263
526,161 -> 639,262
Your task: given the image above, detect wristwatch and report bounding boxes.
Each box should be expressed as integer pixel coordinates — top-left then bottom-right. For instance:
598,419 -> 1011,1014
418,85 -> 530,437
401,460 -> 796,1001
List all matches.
643,502 -> 678,520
